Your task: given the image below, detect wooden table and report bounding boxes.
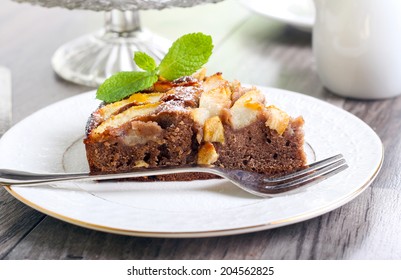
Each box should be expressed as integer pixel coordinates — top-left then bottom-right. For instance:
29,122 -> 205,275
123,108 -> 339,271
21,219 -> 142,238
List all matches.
1,0 -> 400,260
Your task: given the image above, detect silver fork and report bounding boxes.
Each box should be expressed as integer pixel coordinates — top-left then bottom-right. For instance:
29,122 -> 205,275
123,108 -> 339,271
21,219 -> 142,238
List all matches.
0,154 -> 347,197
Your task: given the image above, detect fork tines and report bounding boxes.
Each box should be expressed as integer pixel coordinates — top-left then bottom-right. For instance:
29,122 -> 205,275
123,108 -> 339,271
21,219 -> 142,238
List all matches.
263,154 -> 348,193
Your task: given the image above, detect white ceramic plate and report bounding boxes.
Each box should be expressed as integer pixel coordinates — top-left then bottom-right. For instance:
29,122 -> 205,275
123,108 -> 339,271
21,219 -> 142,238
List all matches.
241,0 -> 315,32
0,88 -> 382,237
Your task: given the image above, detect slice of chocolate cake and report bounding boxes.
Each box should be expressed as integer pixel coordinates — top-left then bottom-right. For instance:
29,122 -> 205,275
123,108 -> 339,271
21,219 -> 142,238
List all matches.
84,72 -> 307,180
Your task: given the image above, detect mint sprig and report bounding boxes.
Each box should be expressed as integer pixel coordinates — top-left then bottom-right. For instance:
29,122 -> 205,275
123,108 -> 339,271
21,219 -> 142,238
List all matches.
159,33 -> 213,80
96,71 -> 158,103
134,52 -> 157,72
96,32 -> 213,103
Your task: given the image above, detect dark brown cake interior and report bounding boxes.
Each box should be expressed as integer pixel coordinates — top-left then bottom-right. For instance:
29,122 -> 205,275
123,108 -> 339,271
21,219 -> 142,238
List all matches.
84,73 -> 306,180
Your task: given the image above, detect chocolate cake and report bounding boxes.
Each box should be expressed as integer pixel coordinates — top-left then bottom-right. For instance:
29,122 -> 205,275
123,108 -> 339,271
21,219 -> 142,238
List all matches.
84,72 -> 307,180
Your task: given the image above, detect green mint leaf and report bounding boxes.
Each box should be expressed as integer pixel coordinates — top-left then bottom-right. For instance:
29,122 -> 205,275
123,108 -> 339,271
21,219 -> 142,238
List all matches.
134,51 -> 157,72
158,32 -> 213,80
96,71 -> 158,103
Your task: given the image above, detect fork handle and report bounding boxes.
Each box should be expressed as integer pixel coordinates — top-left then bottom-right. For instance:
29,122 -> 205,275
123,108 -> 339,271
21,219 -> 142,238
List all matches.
0,166 -> 224,186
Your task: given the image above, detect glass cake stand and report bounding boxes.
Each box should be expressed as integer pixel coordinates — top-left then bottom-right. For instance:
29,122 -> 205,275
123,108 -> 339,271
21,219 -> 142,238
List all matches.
13,0 -> 224,87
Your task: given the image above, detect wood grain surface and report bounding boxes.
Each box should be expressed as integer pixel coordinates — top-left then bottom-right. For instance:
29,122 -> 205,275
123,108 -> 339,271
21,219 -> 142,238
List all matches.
1,0 -> 400,260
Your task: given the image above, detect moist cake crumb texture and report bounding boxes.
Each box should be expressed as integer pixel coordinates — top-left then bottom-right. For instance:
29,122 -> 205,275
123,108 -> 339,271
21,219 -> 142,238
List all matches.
84,72 -> 307,180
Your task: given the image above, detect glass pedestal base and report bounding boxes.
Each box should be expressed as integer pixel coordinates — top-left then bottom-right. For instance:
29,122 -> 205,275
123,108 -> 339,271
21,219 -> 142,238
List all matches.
51,28 -> 170,87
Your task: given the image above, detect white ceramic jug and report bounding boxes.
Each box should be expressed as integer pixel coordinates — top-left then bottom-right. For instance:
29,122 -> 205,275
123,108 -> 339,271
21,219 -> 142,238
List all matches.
313,0 -> 401,99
